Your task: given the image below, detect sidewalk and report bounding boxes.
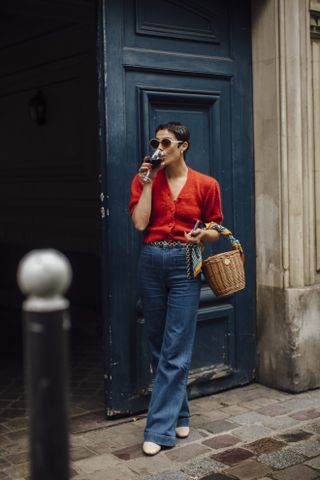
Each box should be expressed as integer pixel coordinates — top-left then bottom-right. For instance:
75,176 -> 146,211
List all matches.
1,379 -> 320,480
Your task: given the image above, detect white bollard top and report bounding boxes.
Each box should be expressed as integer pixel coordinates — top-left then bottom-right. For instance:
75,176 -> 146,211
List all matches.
17,249 -> 72,312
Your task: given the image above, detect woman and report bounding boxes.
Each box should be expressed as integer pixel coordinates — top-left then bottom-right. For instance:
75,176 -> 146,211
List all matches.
129,122 -> 223,455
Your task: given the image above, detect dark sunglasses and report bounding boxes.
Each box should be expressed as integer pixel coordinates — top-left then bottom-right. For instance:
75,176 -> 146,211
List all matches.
149,137 -> 183,149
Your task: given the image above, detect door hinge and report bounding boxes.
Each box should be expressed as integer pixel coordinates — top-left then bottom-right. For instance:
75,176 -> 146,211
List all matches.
100,191 -> 109,219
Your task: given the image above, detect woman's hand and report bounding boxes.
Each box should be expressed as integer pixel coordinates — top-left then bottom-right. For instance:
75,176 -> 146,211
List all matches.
184,228 -> 205,244
138,156 -> 165,183
184,228 -> 220,244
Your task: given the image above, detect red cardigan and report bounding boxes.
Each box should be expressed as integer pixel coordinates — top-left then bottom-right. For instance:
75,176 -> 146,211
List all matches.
129,167 -> 223,243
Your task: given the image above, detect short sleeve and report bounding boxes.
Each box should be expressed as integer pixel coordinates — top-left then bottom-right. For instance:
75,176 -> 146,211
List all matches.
129,174 -> 143,216
203,179 -> 224,225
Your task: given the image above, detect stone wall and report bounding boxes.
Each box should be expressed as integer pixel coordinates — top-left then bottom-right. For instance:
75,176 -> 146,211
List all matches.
251,0 -> 320,392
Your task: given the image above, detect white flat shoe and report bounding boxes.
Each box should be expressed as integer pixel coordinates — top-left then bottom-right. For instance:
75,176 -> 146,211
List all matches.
176,426 -> 190,438
142,441 -> 161,455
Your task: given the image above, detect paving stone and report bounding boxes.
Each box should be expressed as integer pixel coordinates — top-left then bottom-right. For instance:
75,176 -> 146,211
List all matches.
70,446 -> 98,461
6,451 -> 29,465
304,422 -> 320,435
0,425 -> 10,434
245,437 -> 286,455
201,420 -> 237,435
74,452 -> 133,475
289,439 -> 320,458
0,457 -> 11,469
261,415 -> 298,430
1,461 -> 30,479
80,427 -> 142,449
112,443 -> 145,460
198,411 -> 229,422
233,425 -> 274,442
258,449 -> 306,469
235,389 -> 268,402
229,412 -> 267,426
211,447 -> 254,466
191,413 -> 217,428
76,441 -> 112,455
4,429 -> 28,443
0,472 -> 10,480
69,412 -> 119,434
143,471 -> 188,480
3,418 -> 29,432
127,454 -> 175,476
279,397 -> 316,412
277,429 -> 314,443
192,398 -> 226,412
257,404 -> 290,417
200,474 -> 238,480
305,456 -> 320,470
270,463 -> 320,480
165,443 -> 211,462
219,405 -> 249,417
224,458 -> 273,480
73,465 -> 139,480
1,438 -> 29,454
289,409 -> 320,421
240,398 -> 278,410
180,457 -> 226,477
302,396 -> 320,409
176,428 -> 203,445
202,434 -> 241,450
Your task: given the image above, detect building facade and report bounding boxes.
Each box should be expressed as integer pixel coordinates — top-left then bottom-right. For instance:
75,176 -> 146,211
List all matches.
0,0 -> 319,416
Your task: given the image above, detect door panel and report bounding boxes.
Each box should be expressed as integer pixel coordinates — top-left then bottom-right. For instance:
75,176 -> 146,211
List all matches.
98,0 -> 255,416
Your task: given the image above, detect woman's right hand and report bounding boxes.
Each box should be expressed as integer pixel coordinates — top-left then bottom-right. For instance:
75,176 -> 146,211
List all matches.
138,156 -> 164,183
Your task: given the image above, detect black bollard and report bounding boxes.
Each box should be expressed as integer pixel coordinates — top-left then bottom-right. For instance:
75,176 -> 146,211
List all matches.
17,249 -> 72,480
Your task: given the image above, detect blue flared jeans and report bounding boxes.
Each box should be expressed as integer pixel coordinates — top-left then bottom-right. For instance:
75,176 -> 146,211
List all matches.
138,244 -> 201,447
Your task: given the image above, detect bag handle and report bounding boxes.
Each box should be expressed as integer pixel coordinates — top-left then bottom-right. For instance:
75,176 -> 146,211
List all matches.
204,222 -> 244,261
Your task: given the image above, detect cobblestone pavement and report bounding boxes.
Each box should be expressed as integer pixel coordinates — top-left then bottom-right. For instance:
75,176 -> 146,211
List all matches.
1,349 -> 320,480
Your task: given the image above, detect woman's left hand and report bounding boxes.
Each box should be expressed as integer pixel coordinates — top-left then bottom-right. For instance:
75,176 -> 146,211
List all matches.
184,228 -> 220,244
184,228 -> 205,244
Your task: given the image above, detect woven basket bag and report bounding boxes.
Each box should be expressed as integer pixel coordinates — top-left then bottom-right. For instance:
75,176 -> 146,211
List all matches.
202,223 -> 245,297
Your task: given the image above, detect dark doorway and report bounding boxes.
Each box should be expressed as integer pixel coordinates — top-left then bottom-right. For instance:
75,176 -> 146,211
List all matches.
0,0 -> 104,417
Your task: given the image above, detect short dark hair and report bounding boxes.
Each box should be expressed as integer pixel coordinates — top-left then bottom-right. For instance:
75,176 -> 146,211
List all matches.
155,122 -> 190,152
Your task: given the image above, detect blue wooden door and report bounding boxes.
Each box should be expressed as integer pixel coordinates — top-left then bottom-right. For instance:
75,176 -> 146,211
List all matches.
97,0 -> 255,416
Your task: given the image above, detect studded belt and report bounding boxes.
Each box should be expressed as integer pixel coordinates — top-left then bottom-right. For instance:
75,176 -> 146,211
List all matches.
147,240 -> 186,249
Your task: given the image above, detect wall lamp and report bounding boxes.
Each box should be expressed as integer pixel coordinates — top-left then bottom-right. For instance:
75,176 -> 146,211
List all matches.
28,90 -> 46,126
